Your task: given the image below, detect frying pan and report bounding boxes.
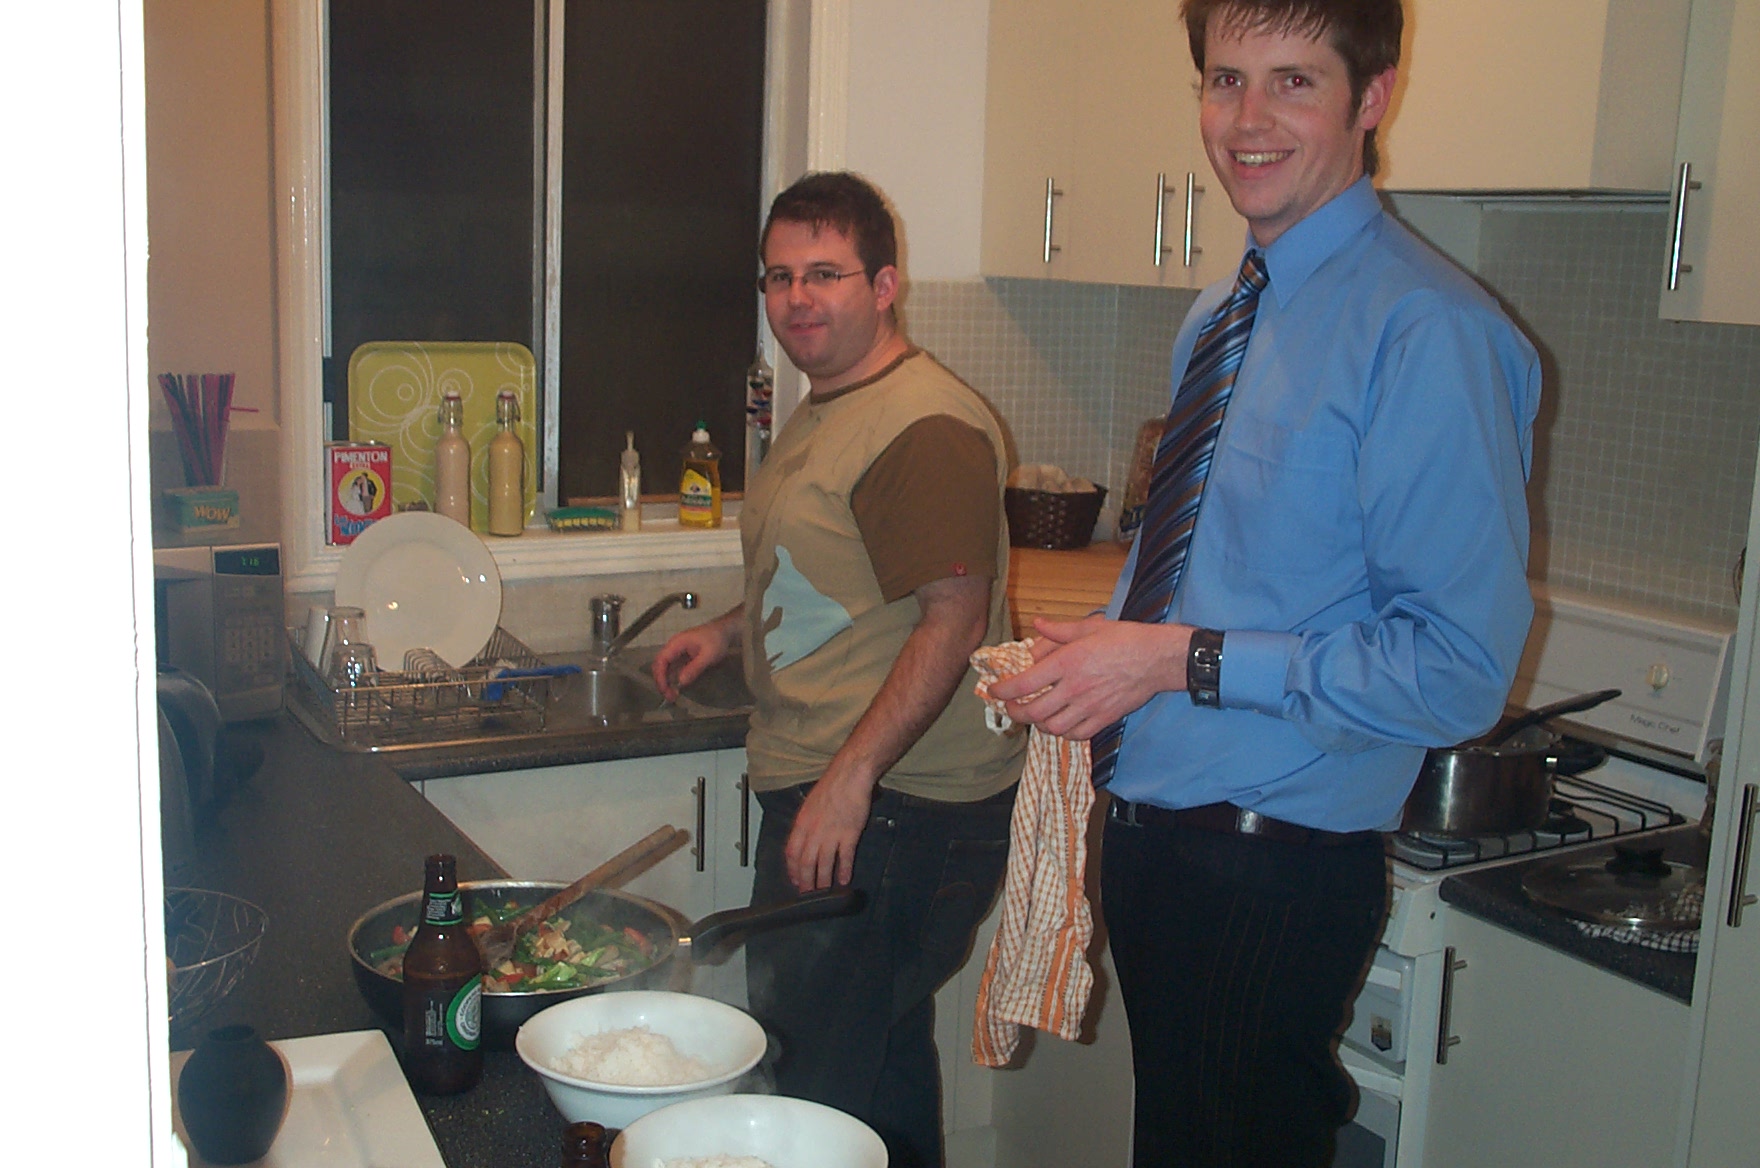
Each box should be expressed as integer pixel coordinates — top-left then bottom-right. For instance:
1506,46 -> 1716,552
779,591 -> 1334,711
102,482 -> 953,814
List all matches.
347,881 -> 859,1049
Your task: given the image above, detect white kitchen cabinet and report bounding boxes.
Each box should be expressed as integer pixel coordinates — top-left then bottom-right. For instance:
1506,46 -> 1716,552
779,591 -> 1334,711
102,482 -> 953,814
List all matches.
1675,388 -> 1760,1165
1657,0 -> 1760,327
988,935 -> 1135,1168
420,749 -> 755,1001
1379,0 -> 1691,192
979,0 -> 1243,288
1421,908 -> 1689,1168
980,0 -> 1080,279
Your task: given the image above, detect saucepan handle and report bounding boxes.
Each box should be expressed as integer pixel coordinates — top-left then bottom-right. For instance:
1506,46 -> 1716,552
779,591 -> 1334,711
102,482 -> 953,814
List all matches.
682,887 -> 864,963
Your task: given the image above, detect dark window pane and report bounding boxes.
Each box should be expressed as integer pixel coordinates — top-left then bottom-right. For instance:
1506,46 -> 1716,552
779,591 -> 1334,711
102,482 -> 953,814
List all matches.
559,0 -> 767,498
328,0 -> 537,435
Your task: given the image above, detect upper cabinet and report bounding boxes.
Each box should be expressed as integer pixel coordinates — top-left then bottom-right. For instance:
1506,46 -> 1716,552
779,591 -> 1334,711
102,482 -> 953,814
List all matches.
980,0 -> 1245,288
1658,0 -> 1760,327
1379,0 -> 1692,192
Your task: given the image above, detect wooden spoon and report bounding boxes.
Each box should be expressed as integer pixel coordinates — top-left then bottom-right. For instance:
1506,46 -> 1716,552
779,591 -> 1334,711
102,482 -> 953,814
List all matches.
475,824 -> 690,970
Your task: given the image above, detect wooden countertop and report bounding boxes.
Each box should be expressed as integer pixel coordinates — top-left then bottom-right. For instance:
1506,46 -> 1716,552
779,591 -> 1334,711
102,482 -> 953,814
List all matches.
1006,542 -> 1128,638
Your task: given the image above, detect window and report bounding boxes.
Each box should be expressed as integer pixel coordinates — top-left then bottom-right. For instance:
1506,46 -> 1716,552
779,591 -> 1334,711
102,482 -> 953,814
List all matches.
274,0 -> 832,585
325,0 -> 767,503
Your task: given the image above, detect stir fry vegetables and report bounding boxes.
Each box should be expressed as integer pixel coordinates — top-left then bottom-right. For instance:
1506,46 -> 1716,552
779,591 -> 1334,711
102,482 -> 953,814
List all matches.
368,898 -> 658,992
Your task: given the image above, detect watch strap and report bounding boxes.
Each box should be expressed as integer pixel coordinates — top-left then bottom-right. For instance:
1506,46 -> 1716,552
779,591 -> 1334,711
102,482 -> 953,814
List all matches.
1187,627 -> 1224,708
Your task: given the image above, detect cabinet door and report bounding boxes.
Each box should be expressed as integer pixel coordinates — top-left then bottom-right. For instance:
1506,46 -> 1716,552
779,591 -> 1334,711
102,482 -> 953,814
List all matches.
980,0 -> 1080,278
421,753 -> 718,925
701,749 -> 758,1008
1422,910 -> 1688,1168
1658,0 -> 1760,326
1380,0 -> 1689,192
1065,0 -> 1243,289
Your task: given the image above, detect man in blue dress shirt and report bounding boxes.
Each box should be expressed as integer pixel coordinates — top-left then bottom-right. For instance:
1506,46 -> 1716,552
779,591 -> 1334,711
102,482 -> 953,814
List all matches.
990,1 -> 1542,1163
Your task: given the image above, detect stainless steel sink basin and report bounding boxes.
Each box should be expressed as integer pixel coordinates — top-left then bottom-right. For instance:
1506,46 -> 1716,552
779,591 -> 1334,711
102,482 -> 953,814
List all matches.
545,650 -> 753,732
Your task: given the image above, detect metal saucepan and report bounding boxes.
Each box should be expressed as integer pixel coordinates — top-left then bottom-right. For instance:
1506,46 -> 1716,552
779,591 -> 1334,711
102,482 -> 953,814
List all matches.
347,880 -> 860,1048
1401,689 -> 1621,836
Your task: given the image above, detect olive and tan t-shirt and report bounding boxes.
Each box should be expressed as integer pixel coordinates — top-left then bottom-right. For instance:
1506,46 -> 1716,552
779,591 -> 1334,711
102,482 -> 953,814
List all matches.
741,349 -> 1024,802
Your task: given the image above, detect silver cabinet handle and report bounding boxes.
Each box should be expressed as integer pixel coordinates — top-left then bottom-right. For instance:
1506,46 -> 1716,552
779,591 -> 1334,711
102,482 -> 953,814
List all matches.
693,776 -> 707,873
1183,172 -> 1204,268
1154,173 -> 1173,266
1042,177 -> 1064,264
1726,783 -> 1759,927
1667,161 -> 1702,291
1435,946 -> 1466,1064
737,771 -> 751,868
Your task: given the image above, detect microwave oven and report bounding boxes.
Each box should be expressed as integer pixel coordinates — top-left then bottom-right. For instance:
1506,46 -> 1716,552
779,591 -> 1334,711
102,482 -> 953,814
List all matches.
153,542 -> 285,722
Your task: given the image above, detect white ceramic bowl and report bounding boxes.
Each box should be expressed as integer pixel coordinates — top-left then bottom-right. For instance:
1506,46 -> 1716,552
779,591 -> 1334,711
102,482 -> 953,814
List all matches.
515,991 -> 768,1130
610,1094 -> 888,1168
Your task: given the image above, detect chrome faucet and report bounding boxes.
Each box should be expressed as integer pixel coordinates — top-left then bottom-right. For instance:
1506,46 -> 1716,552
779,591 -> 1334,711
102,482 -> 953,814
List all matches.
590,591 -> 698,660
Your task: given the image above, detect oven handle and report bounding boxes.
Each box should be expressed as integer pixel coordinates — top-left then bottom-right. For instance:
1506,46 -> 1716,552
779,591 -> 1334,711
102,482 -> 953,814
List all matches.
1725,783 -> 1759,928
1435,945 -> 1465,1064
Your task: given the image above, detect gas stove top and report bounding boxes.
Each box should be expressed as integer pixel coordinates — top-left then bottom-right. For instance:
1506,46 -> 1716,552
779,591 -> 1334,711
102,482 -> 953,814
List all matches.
1387,770 -> 1686,872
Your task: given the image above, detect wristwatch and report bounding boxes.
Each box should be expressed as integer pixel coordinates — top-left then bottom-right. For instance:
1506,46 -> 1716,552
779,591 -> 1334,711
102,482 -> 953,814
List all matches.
1187,627 -> 1224,708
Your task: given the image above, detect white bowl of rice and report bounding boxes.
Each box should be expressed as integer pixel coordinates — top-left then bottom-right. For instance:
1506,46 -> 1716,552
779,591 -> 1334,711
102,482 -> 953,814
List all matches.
609,1094 -> 887,1168
515,990 -> 768,1129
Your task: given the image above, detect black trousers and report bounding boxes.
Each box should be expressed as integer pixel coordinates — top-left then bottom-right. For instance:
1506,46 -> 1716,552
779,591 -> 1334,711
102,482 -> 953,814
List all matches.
1101,813 -> 1389,1168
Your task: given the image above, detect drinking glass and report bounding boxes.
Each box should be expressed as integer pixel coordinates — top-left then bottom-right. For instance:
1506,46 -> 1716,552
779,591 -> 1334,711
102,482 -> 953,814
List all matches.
320,606 -> 369,684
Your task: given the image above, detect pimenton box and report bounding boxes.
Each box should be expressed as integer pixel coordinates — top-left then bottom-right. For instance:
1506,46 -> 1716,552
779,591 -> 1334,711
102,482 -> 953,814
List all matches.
327,442 -> 392,545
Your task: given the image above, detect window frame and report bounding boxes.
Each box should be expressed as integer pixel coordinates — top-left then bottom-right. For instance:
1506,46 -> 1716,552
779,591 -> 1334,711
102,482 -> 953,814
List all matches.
273,0 -> 845,590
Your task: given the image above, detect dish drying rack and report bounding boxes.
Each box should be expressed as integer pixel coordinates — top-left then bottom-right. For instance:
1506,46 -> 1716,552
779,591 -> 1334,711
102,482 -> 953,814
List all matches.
288,626 -> 551,747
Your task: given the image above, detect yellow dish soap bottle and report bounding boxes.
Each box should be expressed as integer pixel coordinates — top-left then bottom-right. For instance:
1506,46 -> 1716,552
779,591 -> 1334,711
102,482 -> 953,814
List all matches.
487,389 -> 525,536
678,421 -> 722,529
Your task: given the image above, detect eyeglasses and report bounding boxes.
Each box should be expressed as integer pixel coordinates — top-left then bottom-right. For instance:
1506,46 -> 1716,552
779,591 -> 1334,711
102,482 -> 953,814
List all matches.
758,267 -> 867,294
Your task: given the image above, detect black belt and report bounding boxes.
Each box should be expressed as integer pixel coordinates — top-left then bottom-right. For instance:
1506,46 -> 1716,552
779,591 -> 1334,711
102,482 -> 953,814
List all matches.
1107,796 -> 1380,848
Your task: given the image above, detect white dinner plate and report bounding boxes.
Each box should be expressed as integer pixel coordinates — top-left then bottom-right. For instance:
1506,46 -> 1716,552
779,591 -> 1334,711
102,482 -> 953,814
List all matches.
171,1029 -> 445,1168
334,511 -> 502,668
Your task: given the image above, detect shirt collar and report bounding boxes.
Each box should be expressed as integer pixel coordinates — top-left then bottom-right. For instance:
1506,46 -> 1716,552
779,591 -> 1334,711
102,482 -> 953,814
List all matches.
1254,176 -> 1383,307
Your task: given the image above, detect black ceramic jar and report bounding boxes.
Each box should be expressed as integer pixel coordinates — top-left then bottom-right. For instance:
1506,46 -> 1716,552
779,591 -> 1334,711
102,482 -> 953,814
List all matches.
177,1024 -> 289,1164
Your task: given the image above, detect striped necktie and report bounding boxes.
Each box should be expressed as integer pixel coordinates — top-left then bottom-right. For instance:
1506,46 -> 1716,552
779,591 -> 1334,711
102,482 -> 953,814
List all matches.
1091,249 -> 1268,787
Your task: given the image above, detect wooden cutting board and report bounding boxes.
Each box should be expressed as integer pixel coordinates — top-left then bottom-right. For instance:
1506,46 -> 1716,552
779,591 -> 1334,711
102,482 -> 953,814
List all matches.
1006,543 -> 1129,638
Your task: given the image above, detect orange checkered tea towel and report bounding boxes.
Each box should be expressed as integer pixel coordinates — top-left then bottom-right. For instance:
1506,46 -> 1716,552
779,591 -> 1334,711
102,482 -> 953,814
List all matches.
968,640 -> 1096,1067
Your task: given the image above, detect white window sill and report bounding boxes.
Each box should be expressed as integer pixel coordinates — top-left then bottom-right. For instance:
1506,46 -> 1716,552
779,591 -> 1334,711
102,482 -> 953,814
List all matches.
285,513 -> 743,593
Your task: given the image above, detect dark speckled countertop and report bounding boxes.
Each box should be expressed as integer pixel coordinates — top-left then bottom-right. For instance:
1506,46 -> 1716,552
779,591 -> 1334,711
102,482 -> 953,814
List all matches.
173,708 -> 748,1167
1438,824 -> 1703,1004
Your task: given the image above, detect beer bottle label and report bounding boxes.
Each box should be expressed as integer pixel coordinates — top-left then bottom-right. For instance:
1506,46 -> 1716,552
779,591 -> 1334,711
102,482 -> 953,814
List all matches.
423,889 -> 463,925
445,978 -> 482,1050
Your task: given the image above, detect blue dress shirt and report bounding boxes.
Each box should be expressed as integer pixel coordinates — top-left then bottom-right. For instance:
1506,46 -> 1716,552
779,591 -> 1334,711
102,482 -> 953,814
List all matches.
1106,177 -> 1542,832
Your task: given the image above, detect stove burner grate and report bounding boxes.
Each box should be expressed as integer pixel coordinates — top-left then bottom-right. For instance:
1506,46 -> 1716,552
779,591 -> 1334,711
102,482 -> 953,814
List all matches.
1389,774 -> 1685,871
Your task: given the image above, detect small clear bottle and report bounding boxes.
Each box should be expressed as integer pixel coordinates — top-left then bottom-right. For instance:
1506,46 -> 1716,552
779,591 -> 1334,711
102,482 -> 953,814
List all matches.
619,430 -> 642,532
487,389 -> 525,536
434,389 -> 471,527
678,422 -> 722,529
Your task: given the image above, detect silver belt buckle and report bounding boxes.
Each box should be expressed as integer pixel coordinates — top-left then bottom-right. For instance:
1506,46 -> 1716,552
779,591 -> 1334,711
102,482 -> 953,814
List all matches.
1236,807 -> 1264,835
1114,798 -> 1141,827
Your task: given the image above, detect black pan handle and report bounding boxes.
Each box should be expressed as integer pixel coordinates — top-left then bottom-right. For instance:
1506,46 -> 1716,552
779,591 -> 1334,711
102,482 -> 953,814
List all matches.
1490,688 -> 1622,746
682,887 -> 864,962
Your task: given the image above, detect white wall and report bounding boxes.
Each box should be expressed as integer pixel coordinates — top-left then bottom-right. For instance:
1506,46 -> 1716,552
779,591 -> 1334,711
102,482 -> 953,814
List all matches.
843,0 -> 990,281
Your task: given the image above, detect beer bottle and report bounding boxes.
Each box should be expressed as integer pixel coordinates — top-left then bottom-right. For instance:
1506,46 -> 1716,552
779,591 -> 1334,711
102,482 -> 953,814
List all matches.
560,1120 -> 610,1168
402,853 -> 483,1093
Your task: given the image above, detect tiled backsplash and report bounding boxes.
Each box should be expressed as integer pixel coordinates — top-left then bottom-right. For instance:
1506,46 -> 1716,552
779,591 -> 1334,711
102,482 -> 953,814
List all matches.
907,206 -> 1760,626
1477,207 -> 1760,625
904,279 -> 1199,541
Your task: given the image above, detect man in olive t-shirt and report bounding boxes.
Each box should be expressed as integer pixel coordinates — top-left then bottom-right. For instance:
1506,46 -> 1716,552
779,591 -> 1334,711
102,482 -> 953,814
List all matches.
652,172 -> 1022,1168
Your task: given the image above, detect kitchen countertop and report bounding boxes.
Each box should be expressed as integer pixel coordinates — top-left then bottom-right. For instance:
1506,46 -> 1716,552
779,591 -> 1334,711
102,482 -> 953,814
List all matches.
174,710 -> 748,1167
1438,824 -> 1703,1003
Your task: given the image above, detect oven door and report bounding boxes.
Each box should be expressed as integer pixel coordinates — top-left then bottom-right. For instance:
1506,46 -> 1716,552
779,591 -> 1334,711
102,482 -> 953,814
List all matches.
1338,1048 -> 1401,1168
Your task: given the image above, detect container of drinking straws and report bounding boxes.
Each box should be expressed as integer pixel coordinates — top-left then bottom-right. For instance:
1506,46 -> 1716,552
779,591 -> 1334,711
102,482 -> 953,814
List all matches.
158,372 -> 240,533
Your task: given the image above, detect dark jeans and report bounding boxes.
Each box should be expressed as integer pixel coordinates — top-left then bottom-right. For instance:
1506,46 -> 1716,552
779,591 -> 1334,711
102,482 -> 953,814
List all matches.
746,781 -> 1015,1168
1101,814 -> 1389,1168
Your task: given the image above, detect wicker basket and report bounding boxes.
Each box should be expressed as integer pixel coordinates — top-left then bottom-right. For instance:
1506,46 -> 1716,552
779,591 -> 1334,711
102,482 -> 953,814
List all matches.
1005,485 -> 1108,550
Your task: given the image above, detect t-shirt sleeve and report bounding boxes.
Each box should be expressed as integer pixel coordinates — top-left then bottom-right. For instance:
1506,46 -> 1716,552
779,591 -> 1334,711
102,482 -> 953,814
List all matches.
851,415 -> 1001,602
